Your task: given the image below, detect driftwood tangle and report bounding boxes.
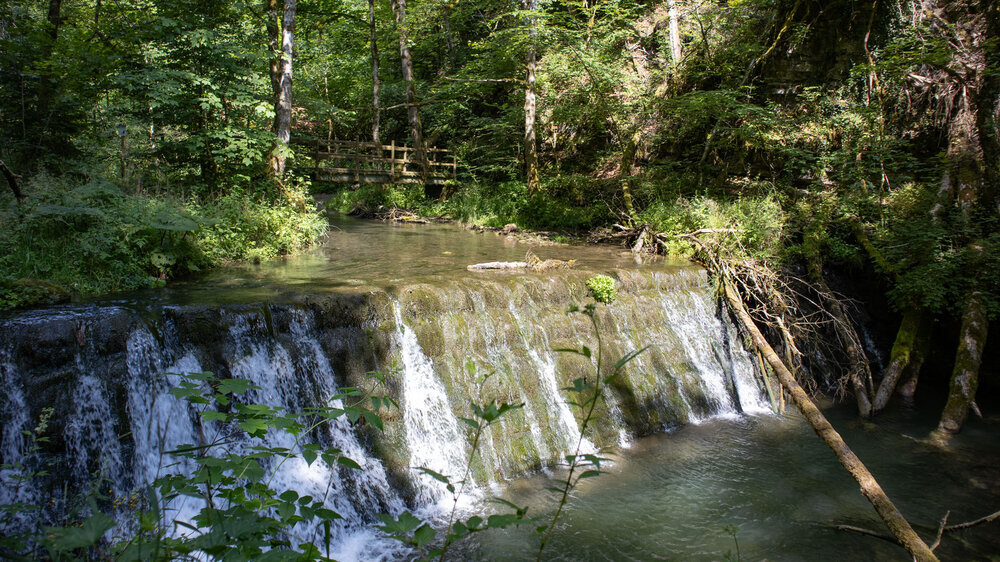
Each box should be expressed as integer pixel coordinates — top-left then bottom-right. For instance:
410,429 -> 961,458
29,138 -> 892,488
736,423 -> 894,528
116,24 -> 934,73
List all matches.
679,229 -> 936,561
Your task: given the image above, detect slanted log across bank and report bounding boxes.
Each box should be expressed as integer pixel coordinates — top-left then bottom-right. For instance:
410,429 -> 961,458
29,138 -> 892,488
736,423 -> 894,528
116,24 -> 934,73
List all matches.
721,277 -> 938,562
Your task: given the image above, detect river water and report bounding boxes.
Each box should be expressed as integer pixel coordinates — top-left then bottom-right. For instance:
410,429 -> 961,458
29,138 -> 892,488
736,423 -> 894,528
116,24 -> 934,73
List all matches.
460,405 -> 1000,560
2,215 -> 998,560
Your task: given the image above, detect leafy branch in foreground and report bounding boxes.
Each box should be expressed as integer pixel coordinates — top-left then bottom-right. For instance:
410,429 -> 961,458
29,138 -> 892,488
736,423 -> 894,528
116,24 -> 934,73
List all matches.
5,370 -> 392,561
377,361 -> 529,560
535,277 -> 646,560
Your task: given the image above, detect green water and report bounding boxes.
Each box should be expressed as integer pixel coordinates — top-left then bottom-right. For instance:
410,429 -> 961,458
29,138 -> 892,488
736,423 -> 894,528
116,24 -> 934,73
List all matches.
86,214 -> 689,308
458,405 -> 1000,561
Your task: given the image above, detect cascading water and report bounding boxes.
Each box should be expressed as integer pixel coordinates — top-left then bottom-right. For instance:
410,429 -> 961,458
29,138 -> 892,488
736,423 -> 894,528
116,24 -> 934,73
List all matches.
0,261 -> 772,559
391,302 -> 475,512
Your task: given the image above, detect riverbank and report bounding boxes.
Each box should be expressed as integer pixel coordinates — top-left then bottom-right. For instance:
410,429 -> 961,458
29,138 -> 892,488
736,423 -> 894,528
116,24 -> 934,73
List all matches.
0,176 -> 326,311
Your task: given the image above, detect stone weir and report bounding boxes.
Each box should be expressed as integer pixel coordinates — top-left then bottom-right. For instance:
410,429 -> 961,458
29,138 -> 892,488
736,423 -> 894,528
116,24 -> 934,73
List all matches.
0,267 -> 771,559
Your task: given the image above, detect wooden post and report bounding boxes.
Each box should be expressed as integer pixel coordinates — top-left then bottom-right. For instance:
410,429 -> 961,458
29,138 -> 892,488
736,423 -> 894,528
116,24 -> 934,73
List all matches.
452,153 -> 457,179
391,140 -> 396,181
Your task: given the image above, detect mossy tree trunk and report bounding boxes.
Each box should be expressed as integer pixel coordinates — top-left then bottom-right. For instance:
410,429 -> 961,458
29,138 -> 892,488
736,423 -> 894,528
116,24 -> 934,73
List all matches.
370,0 -> 380,147
617,131 -> 639,221
392,0 -> 429,190
267,0 -> 297,178
896,320 -> 929,399
937,290 -> 988,434
872,307 -> 923,413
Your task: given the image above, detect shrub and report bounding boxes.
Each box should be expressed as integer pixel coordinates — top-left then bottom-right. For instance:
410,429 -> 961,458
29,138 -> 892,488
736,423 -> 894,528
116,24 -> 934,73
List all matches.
0,175 -> 326,309
586,274 -> 616,304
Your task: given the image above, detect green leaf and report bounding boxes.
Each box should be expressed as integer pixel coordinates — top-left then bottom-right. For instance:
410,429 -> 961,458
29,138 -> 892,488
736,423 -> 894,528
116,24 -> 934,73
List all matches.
302,446 -> 318,466
415,467 -> 450,484
43,511 -> 114,551
200,411 -> 228,422
615,346 -> 649,371
578,470 -> 602,479
377,511 -> 422,534
362,410 -> 384,431
218,378 -> 257,395
337,457 -> 362,470
487,513 -> 522,528
413,524 -> 436,547
238,417 -> 270,437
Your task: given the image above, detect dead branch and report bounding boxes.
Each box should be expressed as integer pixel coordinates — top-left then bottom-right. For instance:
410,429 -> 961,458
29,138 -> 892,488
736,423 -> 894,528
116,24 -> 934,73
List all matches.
443,77 -> 525,85
930,511 -> 949,551
723,277 -> 936,561
834,524 -> 896,543
632,223 -> 649,254
0,158 -> 25,202
944,508 -> 1000,531
467,261 -> 529,270
682,227 -> 936,560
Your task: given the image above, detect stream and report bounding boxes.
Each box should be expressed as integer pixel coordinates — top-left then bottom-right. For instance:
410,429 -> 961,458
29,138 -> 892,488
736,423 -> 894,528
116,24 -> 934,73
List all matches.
1,215 -> 997,560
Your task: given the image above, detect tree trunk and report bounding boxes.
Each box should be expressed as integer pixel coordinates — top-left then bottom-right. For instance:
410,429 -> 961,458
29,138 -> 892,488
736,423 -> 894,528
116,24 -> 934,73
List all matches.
937,290 -> 988,434
0,158 -> 25,202
523,0 -> 541,196
269,0 -> 296,178
872,306 -> 923,413
667,0 -> 682,64
370,0 -> 380,147
722,280 -> 938,562
35,0 -> 63,146
618,130 -> 640,220
392,0 -> 429,190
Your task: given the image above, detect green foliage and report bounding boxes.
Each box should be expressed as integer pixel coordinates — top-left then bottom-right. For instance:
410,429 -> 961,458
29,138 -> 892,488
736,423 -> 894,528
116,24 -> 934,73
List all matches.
638,195 -> 784,261
1,371 -> 389,559
585,274 -> 616,304
537,300 -> 645,558
0,174 -> 325,309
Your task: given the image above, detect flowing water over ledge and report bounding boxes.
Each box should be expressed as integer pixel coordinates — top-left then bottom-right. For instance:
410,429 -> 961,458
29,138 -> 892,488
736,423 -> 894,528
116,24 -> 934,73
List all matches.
1,216 -> 997,559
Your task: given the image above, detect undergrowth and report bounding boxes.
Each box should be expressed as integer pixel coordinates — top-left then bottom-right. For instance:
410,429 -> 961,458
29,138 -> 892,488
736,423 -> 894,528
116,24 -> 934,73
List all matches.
0,174 -> 326,309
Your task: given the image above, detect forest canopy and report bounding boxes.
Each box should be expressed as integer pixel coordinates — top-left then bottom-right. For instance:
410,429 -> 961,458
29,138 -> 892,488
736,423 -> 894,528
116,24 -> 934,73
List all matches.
0,0 -> 997,431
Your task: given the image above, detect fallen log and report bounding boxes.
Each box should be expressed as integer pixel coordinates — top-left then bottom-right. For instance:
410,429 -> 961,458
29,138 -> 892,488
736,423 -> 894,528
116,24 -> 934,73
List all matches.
467,261 -> 529,270
722,277 -> 938,562
468,251 -> 576,271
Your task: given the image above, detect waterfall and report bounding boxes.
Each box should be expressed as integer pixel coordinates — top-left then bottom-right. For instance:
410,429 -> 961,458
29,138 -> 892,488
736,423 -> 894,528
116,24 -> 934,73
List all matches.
0,267 -> 772,558
391,302 -> 475,512
0,349 -> 37,533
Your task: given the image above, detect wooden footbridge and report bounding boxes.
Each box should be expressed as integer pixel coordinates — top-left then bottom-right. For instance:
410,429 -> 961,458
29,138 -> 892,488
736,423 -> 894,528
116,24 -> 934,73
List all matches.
293,137 -> 457,186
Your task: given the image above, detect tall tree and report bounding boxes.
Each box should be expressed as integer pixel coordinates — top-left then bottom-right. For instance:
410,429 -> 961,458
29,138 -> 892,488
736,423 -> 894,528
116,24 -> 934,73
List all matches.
523,0 -> 540,195
667,0 -> 681,64
370,0 -> 381,146
34,0 -> 63,151
910,0 -> 998,433
392,0 -> 429,186
268,0 -> 298,178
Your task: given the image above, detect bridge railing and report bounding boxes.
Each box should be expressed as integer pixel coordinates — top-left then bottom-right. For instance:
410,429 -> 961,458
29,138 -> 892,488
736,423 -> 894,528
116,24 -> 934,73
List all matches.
292,137 -> 457,185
